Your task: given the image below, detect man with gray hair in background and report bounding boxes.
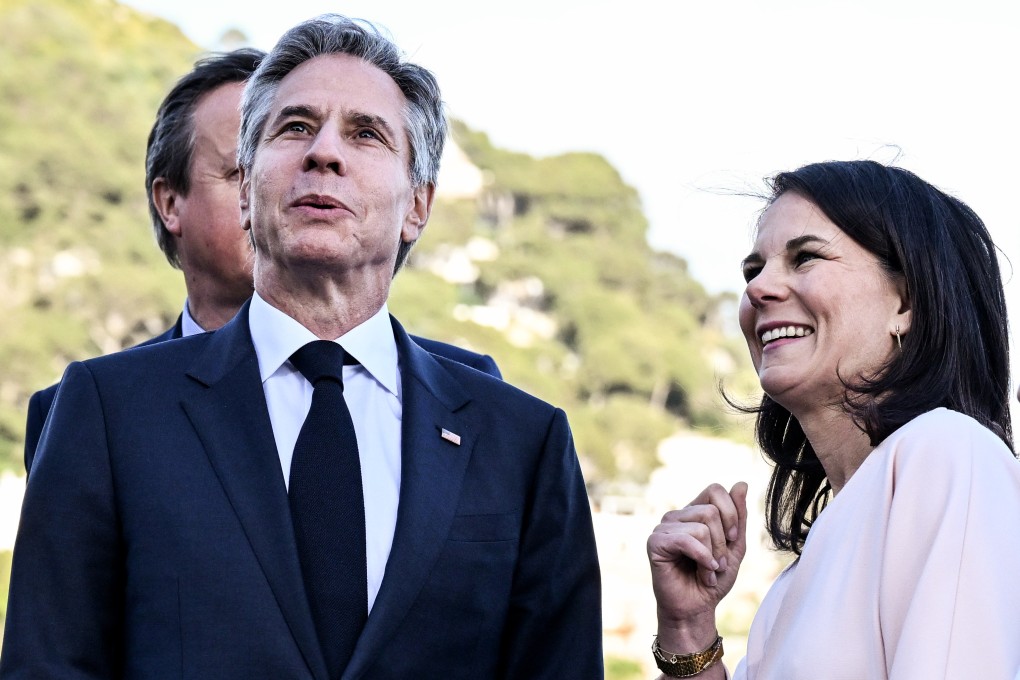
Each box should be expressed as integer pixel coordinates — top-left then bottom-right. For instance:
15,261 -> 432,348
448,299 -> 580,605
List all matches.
2,14 -> 602,679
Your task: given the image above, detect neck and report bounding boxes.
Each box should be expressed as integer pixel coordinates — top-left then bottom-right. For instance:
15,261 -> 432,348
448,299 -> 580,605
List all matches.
255,266 -> 390,339
793,404 -> 875,495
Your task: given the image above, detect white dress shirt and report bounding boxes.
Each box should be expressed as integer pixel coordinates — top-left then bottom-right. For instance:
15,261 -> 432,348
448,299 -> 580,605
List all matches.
248,292 -> 403,613
180,299 -> 206,337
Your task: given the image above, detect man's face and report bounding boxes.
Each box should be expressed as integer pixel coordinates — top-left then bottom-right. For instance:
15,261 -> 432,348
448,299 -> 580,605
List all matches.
155,81 -> 253,304
240,53 -> 432,290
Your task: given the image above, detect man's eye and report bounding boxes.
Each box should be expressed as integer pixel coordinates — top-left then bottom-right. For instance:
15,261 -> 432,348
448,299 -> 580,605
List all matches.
285,122 -> 309,133
356,128 -> 380,140
742,266 -> 761,283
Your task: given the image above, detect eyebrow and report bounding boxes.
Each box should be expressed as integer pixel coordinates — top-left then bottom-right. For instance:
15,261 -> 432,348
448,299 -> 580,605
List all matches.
274,104 -> 319,125
741,234 -> 830,268
349,112 -> 398,142
271,105 -> 398,142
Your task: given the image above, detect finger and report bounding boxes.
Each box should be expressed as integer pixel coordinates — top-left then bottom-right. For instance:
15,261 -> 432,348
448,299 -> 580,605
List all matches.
647,523 -> 719,573
728,481 -> 749,544
674,503 -> 728,564
697,483 -> 741,550
687,482 -> 730,507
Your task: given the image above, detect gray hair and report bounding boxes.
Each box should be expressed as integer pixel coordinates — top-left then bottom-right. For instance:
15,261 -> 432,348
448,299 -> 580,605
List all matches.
238,14 -> 446,188
238,15 -> 446,272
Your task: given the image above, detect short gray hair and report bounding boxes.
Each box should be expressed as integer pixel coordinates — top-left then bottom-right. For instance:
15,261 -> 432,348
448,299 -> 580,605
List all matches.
238,15 -> 446,272
238,14 -> 446,189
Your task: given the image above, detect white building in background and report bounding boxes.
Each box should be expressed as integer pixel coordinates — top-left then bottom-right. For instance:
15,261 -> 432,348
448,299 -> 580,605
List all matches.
436,138 -> 485,199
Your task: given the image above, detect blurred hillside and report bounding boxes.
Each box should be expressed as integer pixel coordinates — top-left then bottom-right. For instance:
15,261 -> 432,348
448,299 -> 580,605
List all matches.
0,0 -> 759,487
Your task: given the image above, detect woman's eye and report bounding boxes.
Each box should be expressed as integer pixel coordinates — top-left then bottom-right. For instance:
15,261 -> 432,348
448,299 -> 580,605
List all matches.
794,251 -> 819,266
742,266 -> 761,283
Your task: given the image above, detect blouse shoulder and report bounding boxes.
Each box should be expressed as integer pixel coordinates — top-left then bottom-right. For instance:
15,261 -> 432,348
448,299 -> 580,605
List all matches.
875,407 -> 1019,500
884,407 -> 1010,461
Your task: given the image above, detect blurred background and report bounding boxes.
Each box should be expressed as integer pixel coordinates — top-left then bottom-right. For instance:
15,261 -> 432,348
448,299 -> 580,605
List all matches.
1,0 -> 1017,675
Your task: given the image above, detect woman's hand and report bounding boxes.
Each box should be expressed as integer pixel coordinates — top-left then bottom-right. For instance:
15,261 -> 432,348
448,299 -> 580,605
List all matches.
647,482 -> 748,651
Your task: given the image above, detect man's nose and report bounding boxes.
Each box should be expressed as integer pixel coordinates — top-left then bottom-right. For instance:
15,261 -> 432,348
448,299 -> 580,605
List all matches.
302,128 -> 347,175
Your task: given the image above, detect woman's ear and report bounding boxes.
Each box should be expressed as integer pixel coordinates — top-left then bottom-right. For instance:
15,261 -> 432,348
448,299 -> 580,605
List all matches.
892,275 -> 912,338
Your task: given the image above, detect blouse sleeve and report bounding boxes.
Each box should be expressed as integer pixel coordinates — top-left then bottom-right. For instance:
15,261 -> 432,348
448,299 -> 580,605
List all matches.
879,410 -> 1020,678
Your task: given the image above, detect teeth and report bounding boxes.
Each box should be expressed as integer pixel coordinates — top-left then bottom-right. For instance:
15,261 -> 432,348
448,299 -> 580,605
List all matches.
761,326 -> 813,345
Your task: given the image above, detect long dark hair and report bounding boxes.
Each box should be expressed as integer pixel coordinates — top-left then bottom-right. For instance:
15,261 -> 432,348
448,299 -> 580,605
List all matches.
752,160 -> 1013,554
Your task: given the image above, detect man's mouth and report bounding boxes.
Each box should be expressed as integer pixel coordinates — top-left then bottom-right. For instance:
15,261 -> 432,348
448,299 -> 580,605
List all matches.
293,194 -> 347,210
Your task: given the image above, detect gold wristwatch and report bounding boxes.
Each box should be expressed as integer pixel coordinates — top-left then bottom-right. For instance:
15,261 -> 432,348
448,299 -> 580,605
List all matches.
652,635 -> 724,678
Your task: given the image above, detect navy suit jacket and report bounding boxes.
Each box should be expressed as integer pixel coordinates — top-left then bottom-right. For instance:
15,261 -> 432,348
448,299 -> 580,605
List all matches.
2,305 -> 600,678
22,316 -> 501,476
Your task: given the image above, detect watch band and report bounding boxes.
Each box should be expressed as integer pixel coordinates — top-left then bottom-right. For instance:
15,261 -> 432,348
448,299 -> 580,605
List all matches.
652,634 -> 724,678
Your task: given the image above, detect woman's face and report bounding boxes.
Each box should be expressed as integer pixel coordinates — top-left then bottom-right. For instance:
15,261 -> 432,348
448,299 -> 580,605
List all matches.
738,192 -> 911,414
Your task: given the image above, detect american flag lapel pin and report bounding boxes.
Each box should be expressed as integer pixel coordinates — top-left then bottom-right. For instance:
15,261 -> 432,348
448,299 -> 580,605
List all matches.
440,428 -> 461,446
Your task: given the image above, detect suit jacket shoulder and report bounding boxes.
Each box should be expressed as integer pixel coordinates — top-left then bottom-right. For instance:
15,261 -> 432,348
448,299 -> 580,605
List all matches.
410,334 -> 502,379
22,318 -> 182,475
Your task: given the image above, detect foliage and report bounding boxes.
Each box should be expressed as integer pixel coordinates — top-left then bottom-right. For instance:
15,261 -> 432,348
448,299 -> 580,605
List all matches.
398,121 -> 757,484
0,0 -> 759,489
0,0 -> 767,659
0,0 -> 196,471
604,655 -> 645,680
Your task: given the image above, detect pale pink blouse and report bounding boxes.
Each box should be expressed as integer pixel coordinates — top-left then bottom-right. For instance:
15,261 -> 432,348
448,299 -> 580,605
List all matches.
734,408 -> 1020,679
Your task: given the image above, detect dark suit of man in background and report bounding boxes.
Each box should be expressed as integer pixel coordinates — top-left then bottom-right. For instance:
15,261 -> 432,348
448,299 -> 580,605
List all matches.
1,15 -> 601,679
23,48 -> 500,475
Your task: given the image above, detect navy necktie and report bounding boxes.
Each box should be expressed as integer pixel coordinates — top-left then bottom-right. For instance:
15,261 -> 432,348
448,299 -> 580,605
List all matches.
288,340 -> 367,678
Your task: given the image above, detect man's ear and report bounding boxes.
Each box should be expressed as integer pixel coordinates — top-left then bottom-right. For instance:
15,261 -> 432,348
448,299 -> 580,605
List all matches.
401,183 -> 435,243
239,167 -> 251,232
152,178 -> 182,236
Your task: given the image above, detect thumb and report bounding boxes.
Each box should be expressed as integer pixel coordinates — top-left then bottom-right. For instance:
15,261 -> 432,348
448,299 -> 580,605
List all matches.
729,481 -> 749,547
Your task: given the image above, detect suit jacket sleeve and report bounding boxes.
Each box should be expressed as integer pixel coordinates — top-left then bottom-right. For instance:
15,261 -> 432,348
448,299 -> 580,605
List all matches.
22,388 -> 50,475
1,362 -> 125,678
499,407 -> 602,678
22,322 -> 177,478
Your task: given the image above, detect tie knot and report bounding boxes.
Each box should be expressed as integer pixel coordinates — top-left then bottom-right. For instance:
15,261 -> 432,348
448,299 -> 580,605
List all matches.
290,340 -> 348,386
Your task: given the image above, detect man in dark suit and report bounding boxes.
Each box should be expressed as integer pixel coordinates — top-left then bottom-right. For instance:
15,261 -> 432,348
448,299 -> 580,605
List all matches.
1,14 -> 601,679
22,48 -> 500,475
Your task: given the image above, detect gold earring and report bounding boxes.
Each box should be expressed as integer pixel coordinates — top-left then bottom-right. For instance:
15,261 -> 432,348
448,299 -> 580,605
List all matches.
894,325 -> 902,350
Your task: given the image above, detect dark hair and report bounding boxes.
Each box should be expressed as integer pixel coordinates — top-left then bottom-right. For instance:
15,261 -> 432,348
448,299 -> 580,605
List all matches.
145,48 -> 265,268
753,160 -> 1013,554
238,14 -> 446,273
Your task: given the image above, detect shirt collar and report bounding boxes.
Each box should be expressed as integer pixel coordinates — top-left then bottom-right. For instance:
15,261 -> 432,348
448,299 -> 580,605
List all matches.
181,299 -> 205,338
248,291 -> 399,396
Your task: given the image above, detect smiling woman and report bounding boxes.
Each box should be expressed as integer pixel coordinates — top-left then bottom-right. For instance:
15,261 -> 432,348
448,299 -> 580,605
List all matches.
646,160 -> 1020,680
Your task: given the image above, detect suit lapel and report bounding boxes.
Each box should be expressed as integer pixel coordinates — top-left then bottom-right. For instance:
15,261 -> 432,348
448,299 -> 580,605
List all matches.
343,318 -> 474,679
180,302 -> 329,680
